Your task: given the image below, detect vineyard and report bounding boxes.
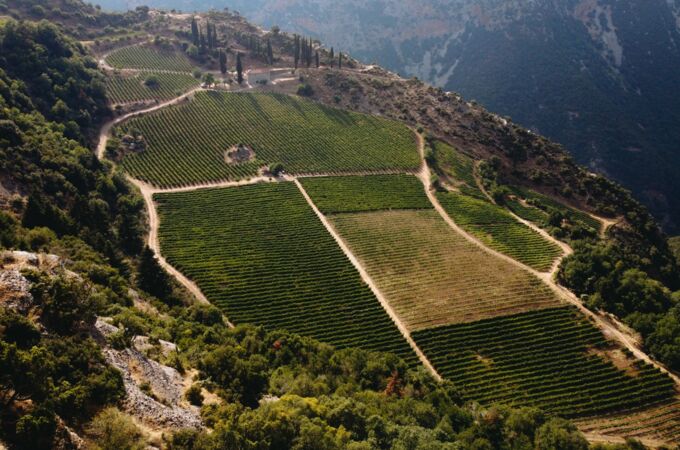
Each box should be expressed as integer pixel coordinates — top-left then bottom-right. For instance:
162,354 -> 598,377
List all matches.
105,45 -> 194,72
575,399 -> 680,443
155,183 -> 418,365
299,175 -> 430,214
507,186 -> 603,234
412,307 -> 676,418
119,91 -> 420,188
106,72 -> 199,104
436,192 -> 563,272
430,140 -> 485,198
330,210 -> 561,330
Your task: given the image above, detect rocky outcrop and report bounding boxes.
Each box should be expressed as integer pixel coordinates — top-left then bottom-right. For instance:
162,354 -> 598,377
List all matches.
92,319 -> 202,430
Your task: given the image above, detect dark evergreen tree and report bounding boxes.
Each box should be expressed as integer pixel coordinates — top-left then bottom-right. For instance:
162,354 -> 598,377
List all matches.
294,34 -> 300,69
267,39 -> 273,65
219,49 -> 227,75
137,246 -> 172,300
199,28 -> 206,51
206,21 -> 213,49
191,17 -> 199,46
330,47 -> 334,68
315,50 -> 319,68
339,52 -> 343,69
236,52 -> 244,84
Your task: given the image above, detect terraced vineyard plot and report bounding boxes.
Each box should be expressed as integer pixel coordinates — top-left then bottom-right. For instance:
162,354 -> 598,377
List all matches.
330,210 -> 561,330
106,72 -> 199,104
412,307 -> 676,418
575,399 -> 680,444
508,186 -> 603,233
156,183 -> 418,365
106,45 -> 194,72
300,174 -> 430,214
430,140 -> 484,199
436,192 -> 563,271
120,92 -> 420,188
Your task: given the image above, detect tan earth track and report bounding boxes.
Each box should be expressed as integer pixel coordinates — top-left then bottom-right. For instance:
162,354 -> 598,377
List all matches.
294,178 -> 443,381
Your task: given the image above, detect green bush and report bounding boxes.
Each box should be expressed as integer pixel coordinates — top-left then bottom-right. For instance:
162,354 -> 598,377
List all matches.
86,408 -> 147,450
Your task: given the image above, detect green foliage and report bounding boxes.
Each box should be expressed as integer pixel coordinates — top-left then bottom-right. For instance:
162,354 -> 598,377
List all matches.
118,91 -> 420,188
297,83 -> 314,97
669,236 -> 680,265
29,271 -> 96,334
0,20 -> 108,141
559,240 -> 680,370
1,298 -> 124,447
14,407 -> 57,450
137,246 -> 172,300
156,183 -> 417,364
86,407 -> 147,450
436,191 -> 563,271
201,72 -> 215,86
300,174 -> 431,214
534,418 -> 588,450
412,307 -> 676,418
106,45 -> 194,72
185,384 -> 203,406
269,162 -> 284,176
0,25 -> 144,259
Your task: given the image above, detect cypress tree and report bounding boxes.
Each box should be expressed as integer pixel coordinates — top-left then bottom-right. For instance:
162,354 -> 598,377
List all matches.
294,35 -> 300,69
267,39 -> 273,65
219,49 -> 227,75
206,22 -> 213,49
199,27 -> 206,51
315,50 -> 319,68
339,52 -> 343,69
330,47 -> 334,68
191,17 -> 199,46
236,52 -> 244,84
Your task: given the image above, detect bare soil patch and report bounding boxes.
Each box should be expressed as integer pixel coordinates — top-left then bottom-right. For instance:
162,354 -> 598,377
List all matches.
225,144 -> 255,164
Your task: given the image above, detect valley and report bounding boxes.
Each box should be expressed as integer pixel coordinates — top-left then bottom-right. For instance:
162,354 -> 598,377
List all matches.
93,35 -> 680,445
1,2 -> 680,447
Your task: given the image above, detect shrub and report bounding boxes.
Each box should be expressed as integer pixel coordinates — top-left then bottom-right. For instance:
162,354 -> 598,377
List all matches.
144,75 -> 160,88
86,408 -> 146,450
297,83 -> 314,97
185,384 -> 204,406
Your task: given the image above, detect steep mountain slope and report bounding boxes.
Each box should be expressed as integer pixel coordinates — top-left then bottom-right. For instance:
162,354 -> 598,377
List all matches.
96,0 -> 680,233
3,1 -> 680,447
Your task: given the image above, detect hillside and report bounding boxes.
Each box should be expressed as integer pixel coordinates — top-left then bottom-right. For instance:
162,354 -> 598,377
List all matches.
95,0 -> 680,234
1,1 -> 680,448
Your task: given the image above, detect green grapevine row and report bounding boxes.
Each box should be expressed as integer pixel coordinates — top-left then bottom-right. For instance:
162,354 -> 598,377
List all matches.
412,307 -> 676,418
105,45 -> 194,72
155,183 -> 418,366
118,91 -> 421,188
300,174 -> 431,214
106,72 -> 199,104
